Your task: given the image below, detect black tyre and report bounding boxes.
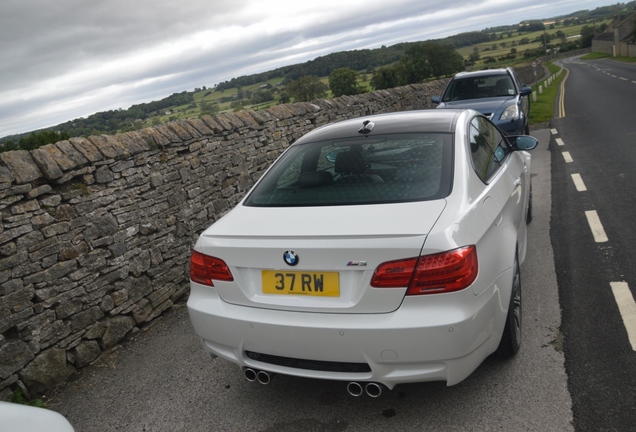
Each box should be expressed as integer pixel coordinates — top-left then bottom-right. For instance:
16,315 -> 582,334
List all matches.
496,252 -> 521,358
526,184 -> 533,224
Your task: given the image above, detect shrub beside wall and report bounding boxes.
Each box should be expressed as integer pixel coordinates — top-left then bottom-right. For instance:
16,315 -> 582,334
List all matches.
0,80 -> 449,399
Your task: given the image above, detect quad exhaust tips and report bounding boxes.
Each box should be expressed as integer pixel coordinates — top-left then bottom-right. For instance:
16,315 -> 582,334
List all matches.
243,368 -> 273,385
244,369 -> 381,396
347,382 -> 383,398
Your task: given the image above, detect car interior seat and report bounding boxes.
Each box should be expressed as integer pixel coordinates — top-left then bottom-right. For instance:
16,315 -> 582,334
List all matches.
495,78 -> 512,96
334,150 -> 383,183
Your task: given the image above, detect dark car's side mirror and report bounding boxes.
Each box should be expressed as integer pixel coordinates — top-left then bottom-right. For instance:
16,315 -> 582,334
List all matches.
520,86 -> 532,96
431,96 -> 441,104
510,135 -> 538,151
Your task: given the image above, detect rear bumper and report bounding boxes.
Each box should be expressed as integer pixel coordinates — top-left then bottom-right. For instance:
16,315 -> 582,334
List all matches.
187,269 -> 511,389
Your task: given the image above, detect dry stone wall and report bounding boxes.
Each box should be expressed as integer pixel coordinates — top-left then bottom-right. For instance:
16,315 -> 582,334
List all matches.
0,79 -> 449,399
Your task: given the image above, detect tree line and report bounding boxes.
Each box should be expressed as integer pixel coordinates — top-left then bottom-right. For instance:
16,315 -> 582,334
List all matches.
369,42 -> 464,91
213,44 -> 411,92
214,34 -> 494,93
1,130 -> 71,152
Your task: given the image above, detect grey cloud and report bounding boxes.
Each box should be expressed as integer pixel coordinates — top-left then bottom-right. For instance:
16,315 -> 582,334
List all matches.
0,0 -> 248,89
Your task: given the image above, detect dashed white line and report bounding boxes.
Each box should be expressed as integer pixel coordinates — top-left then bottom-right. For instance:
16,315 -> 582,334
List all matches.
556,138 -> 565,146
585,210 -> 608,243
571,173 -> 587,191
619,77 -> 628,81
610,282 -> 636,351
562,151 -> 573,163
550,128 -> 558,135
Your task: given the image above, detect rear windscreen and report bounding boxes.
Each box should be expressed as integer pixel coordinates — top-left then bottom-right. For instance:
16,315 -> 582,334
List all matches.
244,133 -> 453,207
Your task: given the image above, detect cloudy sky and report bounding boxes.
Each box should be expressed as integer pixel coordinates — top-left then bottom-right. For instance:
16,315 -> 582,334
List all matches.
0,0 -> 618,137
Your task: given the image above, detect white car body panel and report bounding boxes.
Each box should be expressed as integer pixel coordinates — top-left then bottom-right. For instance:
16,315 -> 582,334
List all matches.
203,200 -> 446,238
0,401 -> 74,432
196,201 -> 445,313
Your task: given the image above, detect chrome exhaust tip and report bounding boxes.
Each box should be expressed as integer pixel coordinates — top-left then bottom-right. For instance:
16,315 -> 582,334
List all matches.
346,382 -> 364,397
244,368 -> 257,382
256,370 -> 273,385
365,382 -> 382,398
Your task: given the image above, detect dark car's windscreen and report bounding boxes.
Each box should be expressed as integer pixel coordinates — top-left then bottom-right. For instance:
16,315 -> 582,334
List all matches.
244,133 -> 453,207
442,75 -> 515,102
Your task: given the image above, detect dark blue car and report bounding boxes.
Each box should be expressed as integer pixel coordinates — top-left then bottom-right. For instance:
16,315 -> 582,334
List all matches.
432,68 -> 532,135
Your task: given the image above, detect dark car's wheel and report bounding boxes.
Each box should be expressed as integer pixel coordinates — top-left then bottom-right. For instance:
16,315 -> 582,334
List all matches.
496,252 -> 521,358
526,184 -> 533,224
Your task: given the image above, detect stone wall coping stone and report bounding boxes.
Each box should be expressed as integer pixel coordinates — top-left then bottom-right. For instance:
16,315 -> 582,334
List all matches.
0,151 -> 42,184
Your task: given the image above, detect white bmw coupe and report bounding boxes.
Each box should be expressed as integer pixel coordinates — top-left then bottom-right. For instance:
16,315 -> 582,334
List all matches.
188,109 -> 537,396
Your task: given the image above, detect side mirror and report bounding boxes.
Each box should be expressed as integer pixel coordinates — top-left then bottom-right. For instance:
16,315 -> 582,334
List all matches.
511,135 -> 538,151
520,86 -> 532,96
431,96 -> 441,104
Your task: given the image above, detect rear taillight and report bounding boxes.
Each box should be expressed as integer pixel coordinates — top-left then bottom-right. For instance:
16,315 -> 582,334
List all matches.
190,251 -> 233,286
407,246 -> 478,295
370,257 -> 418,288
371,246 -> 478,295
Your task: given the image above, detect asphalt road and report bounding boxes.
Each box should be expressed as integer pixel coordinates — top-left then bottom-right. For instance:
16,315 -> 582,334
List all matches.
45,127 -> 573,432
551,57 -> 636,432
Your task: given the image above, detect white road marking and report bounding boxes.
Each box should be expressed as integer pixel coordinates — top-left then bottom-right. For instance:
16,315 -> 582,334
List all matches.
620,77 -> 628,81
610,282 -> 636,351
632,81 -> 636,84
562,151 -> 573,163
585,210 -> 608,243
551,128 -> 558,135
556,138 -> 565,146
571,174 -> 587,191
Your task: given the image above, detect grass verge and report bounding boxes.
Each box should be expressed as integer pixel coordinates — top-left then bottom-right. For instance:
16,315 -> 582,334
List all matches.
581,52 -> 611,60
529,63 -> 565,126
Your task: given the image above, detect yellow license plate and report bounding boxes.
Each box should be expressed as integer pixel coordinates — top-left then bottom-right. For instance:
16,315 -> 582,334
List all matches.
262,270 -> 340,296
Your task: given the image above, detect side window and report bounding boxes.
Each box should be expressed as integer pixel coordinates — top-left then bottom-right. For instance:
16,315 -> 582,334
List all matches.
469,117 -> 505,182
276,152 -> 304,186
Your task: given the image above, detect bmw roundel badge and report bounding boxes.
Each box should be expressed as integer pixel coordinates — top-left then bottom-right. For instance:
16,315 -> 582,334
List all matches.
283,250 -> 299,266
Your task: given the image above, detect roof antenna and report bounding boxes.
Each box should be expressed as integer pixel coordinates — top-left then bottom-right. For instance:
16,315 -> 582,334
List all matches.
358,120 -> 374,134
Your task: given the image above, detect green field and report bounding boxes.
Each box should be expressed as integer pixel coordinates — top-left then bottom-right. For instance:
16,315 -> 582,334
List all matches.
458,21 -> 608,66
